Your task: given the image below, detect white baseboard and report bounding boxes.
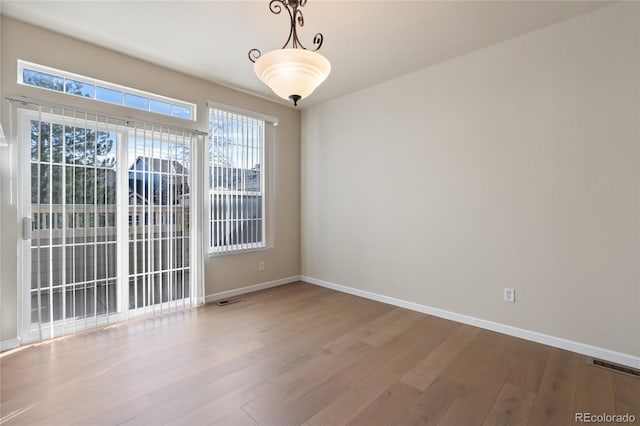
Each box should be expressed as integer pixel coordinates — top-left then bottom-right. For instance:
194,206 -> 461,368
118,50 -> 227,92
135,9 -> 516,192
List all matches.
1,337 -> 20,352
205,275 -> 300,304
300,275 -> 640,370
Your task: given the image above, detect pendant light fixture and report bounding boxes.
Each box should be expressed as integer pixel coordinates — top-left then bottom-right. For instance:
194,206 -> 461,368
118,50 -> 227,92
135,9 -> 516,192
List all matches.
249,0 -> 331,107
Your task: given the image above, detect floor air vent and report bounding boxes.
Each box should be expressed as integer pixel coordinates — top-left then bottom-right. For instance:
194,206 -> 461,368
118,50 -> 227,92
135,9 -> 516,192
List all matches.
215,299 -> 240,306
589,358 -> 640,378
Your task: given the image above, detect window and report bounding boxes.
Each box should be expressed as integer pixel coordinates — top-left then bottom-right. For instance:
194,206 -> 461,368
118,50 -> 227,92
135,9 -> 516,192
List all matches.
18,60 -> 196,121
208,108 -> 265,254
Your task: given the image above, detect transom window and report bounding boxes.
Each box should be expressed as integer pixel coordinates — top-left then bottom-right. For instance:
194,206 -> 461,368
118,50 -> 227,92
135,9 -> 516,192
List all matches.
18,60 -> 196,121
208,108 -> 265,254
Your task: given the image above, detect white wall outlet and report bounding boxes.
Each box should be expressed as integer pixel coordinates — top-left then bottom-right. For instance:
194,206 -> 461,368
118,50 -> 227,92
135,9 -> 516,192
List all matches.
504,288 -> 515,303
259,261 -> 265,271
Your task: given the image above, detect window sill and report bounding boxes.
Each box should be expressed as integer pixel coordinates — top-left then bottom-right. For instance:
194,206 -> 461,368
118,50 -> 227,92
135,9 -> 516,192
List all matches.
208,245 -> 269,257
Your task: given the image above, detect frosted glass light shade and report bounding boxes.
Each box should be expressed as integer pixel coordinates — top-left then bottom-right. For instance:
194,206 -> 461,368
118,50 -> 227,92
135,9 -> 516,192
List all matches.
254,48 -> 331,104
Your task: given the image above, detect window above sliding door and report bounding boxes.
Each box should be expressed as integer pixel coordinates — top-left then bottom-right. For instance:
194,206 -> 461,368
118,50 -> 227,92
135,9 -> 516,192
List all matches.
18,60 -> 196,121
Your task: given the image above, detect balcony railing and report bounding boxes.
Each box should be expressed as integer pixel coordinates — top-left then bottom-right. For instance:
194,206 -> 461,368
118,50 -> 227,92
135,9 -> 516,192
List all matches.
29,203 -> 192,323
30,204 -> 190,240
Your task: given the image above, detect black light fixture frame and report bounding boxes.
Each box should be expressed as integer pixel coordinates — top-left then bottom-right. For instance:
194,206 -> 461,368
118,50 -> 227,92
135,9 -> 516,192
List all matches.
248,0 -> 325,106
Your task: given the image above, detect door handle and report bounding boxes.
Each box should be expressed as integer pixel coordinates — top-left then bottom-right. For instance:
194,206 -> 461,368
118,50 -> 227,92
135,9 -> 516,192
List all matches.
22,217 -> 31,240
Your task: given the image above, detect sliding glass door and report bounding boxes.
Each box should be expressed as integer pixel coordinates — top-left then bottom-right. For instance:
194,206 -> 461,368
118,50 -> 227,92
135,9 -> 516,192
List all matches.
19,108 -> 199,342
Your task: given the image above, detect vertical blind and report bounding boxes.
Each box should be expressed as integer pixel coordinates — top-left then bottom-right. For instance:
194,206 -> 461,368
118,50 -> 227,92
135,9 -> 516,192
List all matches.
209,107 -> 265,254
9,96 -> 205,342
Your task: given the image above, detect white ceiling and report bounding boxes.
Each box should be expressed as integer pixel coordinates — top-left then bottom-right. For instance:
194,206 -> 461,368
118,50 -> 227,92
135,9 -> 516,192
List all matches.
1,0 -> 610,108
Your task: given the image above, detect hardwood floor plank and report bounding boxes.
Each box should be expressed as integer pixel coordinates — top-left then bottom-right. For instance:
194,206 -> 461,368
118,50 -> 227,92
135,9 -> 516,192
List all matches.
400,324 -> 479,391
573,361 -> 615,420
393,376 -> 464,426
437,350 -> 514,426
208,409 -> 257,426
301,317 -> 440,425
346,381 -> 420,426
252,290 -> 378,346
145,339 -> 265,405
1,314 -> 258,411
4,337 -> 265,425
257,374 -> 350,426
130,316 -> 371,425
322,307 -> 405,355
242,343 -> 370,423
527,349 -> 579,426
149,377 -> 274,426
148,340 -> 341,423
407,316 -> 460,354
482,383 -> 536,426
170,339 -> 359,426
70,394 -> 155,426
505,339 -> 551,393
329,318 -> 431,390
145,315 -> 353,409
613,371 -> 640,421
304,348 -> 427,426
360,310 -> 424,346
438,330 -> 504,387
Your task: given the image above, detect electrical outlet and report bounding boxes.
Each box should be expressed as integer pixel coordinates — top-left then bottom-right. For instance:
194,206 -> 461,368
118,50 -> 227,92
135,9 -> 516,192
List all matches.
504,288 -> 515,303
259,261 -> 265,271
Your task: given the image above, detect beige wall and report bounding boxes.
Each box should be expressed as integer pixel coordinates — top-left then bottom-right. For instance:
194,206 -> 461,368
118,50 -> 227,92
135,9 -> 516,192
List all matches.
0,17 -> 300,342
301,3 -> 640,357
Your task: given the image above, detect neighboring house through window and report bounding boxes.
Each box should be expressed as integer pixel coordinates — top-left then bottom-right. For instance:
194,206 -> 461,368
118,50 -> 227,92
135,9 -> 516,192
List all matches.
129,156 -> 190,206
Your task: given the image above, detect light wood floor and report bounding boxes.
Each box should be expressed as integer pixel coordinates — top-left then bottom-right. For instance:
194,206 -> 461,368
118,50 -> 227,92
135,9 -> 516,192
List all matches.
1,282 -> 638,425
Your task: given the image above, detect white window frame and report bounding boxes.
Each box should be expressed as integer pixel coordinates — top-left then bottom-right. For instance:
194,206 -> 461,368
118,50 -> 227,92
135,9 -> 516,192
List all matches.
17,60 -> 197,121
207,103 -> 276,255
